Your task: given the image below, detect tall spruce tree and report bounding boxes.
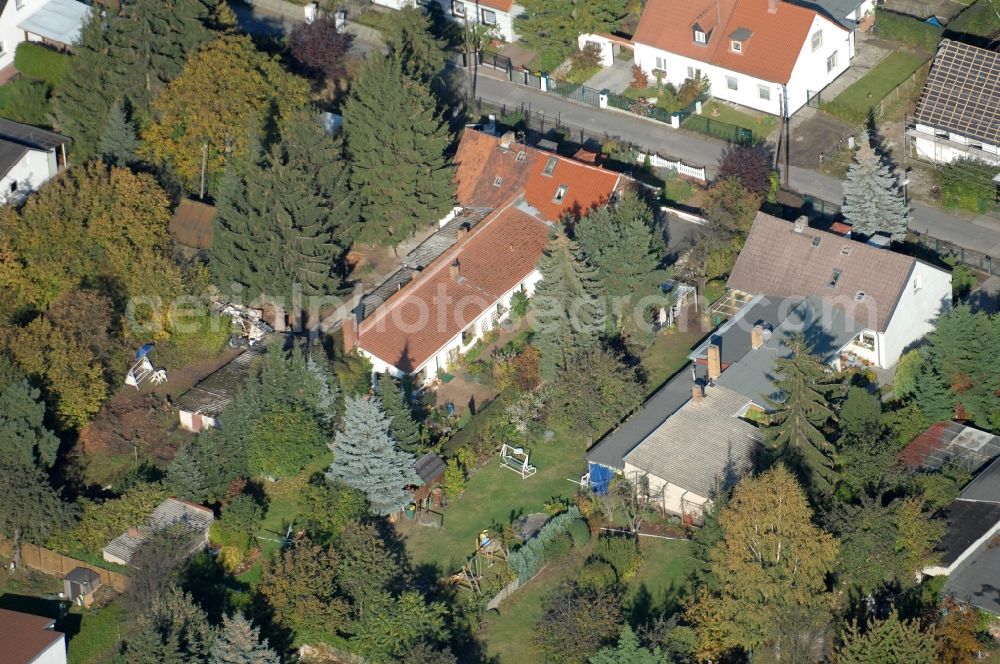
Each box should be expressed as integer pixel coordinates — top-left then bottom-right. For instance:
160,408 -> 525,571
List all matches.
836,611 -> 935,664
764,336 -> 841,497
164,445 -> 210,503
209,614 -> 280,664
210,114 -> 353,299
342,54 -> 454,246
531,232 -> 604,379
0,358 -> 59,468
53,1 -> 218,161
842,136 -> 909,240
100,103 -> 139,167
327,396 -> 420,516
0,458 -> 73,568
575,191 -> 666,341
377,373 -> 422,452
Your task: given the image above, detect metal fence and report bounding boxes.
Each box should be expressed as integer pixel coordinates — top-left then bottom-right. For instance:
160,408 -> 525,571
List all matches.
547,77 -> 602,107
913,231 -> 1000,277
682,114 -> 753,145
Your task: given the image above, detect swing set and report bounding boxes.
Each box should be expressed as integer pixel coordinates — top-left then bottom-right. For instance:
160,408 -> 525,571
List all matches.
499,444 -> 537,479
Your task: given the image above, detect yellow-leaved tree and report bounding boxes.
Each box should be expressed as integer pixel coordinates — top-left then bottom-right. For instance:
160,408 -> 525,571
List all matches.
141,34 -> 309,193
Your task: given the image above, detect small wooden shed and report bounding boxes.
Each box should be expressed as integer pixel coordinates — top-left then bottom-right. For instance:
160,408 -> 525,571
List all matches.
411,452 -> 446,507
63,567 -> 101,608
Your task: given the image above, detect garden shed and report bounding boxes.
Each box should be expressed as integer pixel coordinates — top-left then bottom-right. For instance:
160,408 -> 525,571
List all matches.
62,566 -> 100,608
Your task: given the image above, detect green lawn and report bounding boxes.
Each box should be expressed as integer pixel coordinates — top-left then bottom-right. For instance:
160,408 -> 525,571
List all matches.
403,430 -> 587,574
822,51 -> 928,123
67,602 -> 128,664
690,100 -> 778,141
625,538 -> 697,622
949,0 -> 1000,37
640,328 -> 705,394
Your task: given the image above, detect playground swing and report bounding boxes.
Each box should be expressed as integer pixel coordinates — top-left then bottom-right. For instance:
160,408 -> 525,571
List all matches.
500,444 -> 537,479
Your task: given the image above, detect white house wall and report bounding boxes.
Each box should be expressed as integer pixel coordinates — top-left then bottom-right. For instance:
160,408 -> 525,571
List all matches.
784,14 -> 850,114
439,0 -> 519,42
634,14 -> 848,116
0,147 -> 55,204
33,635 -> 67,664
912,125 -> 1000,166
624,463 -> 710,522
881,261 -> 951,367
0,0 -> 42,69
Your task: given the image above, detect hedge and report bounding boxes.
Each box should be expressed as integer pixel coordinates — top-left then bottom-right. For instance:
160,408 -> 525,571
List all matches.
507,506 -> 581,583
936,158 -> 996,214
14,42 -> 68,86
874,9 -> 942,53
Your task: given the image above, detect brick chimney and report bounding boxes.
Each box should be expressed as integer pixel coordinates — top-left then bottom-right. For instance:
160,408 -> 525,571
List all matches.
768,0 -> 778,13
456,223 -> 470,241
751,325 -> 764,350
449,259 -> 460,281
707,343 -> 721,382
342,311 -> 359,352
691,382 -> 704,403
127,527 -> 141,538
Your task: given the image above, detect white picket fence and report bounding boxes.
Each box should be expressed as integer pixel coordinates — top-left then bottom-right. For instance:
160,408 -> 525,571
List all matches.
635,152 -> 707,182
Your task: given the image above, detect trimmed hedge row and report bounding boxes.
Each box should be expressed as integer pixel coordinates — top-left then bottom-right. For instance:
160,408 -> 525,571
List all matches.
507,506 -> 581,583
874,9 -> 943,53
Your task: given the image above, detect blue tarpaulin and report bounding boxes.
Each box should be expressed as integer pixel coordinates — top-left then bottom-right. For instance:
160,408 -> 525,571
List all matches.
588,463 -> 615,494
925,16 -> 942,27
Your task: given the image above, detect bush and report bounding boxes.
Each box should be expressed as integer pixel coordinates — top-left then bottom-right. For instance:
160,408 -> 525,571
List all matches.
0,78 -> 51,127
568,518 -> 591,546
157,311 -> 232,371
578,559 -> 617,591
507,506 -> 581,582
951,263 -> 977,301
874,9 -> 942,52
442,458 -> 466,500
595,535 -> 643,581
544,532 -> 573,562
14,43 -> 68,86
216,544 -> 245,573
937,158 -> 995,214
509,291 -> 530,320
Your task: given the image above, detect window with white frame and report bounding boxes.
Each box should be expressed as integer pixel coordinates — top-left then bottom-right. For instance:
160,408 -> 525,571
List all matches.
855,332 -> 875,351
726,76 -> 738,91
452,1 -> 466,17
758,85 -> 770,100
687,66 -> 702,79
654,56 -> 665,70
0,41 -> 7,56
481,8 -> 497,25
553,185 -> 568,202
827,51 -> 838,73
811,30 -> 823,51
15,0 -> 24,9
694,30 -> 706,44
731,40 -> 742,52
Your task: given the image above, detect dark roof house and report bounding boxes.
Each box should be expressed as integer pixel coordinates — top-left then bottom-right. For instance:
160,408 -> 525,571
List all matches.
175,344 -> 268,431
0,608 -> 66,664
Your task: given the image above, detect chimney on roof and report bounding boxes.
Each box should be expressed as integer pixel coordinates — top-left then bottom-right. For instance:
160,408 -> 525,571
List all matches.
794,215 -> 807,233
127,527 -> 141,538
450,259 -> 460,281
499,131 -> 515,149
691,382 -> 704,403
751,324 -> 772,350
342,309 -> 359,351
768,0 -> 778,13
707,343 -> 721,382
456,223 -> 470,241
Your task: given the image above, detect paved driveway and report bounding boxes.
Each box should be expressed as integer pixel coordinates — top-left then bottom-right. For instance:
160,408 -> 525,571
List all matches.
584,57 -> 634,93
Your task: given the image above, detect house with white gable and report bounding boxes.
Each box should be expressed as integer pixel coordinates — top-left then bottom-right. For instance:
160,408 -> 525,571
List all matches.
0,0 -> 90,71
632,0 -> 851,115
371,0 -> 521,42
908,39 -> 1000,166
0,118 -> 69,204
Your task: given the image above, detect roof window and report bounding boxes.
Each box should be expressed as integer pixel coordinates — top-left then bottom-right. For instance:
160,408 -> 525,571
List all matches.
516,150 -> 526,163
811,236 -> 822,247
542,156 -> 558,176
855,291 -> 865,302
493,176 -> 503,187
553,185 -> 568,203
828,269 -> 842,287
841,245 -> 852,256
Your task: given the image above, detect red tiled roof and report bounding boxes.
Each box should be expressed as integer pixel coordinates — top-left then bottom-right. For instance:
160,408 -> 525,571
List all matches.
0,608 -> 63,664
454,130 -> 621,221
358,198 -> 551,372
634,0 -> 842,84
479,0 -> 514,11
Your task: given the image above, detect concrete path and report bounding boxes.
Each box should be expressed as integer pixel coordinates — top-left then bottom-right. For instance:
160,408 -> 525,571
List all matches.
583,58 -> 634,93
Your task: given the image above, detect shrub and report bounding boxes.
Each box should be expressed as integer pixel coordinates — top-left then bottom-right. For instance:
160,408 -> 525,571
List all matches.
595,535 -> 643,581
0,78 -> 51,127
951,263 -> 977,301
577,559 -> 616,591
544,532 -> 573,562
14,43 -> 68,86
509,291 -> 530,320
508,506 -> 581,582
442,458 -> 466,500
219,493 -> 263,551
217,545 -> 245,573
937,158 -> 995,214
677,75 -> 709,106
630,64 -> 648,89
157,311 -> 232,371
568,518 -> 591,546
874,9 -> 942,52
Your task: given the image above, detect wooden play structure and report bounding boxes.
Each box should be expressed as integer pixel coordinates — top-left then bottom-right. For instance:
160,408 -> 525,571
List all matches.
449,529 -> 508,595
500,444 -> 537,479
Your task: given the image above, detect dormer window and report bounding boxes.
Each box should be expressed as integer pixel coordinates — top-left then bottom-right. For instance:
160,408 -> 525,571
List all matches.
694,29 -> 707,44
728,28 -> 751,54
731,40 -> 742,52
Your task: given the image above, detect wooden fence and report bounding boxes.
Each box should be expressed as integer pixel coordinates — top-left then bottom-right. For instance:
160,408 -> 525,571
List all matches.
0,539 -> 131,593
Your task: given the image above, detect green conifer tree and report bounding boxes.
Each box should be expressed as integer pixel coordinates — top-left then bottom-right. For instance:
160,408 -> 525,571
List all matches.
842,136 -> 909,241
327,396 -> 419,516
0,457 -> 73,568
377,373 -> 422,452
531,232 -> 604,379
0,358 -> 59,468
343,54 -> 454,246
764,336 -> 841,497
164,446 -> 209,503
100,103 -> 139,167
209,613 -> 280,664
53,13 -> 114,160
836,611 -> 935,664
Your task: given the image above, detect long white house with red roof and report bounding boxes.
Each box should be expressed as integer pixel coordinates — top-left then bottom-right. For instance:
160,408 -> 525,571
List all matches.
633,0 -> 851,115
372,0 -> 521,42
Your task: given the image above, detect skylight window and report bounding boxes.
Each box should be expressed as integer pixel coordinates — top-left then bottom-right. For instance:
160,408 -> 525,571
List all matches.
841,245 -> 852,256
516,150 -> 526,163
553,185 -> 568,203
493,176 -> 503,187
855,291 -> 865,302
542,156 -> 558,176
828,269 -> 842,287
811,236 -> 821,247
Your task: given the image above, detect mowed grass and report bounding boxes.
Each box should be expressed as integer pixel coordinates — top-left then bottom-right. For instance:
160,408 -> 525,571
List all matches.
693,101 -> 778,141
823,51 -> 928,122
640,327 -> 705,394
67,602 -> 128,664
624,538 -> 698,622
403,430 -> 587,574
